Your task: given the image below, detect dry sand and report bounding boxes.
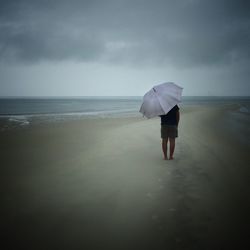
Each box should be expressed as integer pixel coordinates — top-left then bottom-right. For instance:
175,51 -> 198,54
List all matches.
1,105 -> 250,249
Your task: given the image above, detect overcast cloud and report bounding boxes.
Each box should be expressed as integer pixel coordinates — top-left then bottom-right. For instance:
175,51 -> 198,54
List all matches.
0,0 -> 249,96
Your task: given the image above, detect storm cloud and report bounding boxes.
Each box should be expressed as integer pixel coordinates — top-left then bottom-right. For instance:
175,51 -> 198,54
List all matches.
1,0 -> 250,67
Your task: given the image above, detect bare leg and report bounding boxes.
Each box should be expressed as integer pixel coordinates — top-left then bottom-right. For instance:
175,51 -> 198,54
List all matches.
162,138 -> 168,160
169,138 -> 175,160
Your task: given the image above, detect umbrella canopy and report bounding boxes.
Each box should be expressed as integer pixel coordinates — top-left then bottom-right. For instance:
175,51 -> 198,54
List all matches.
139,82 -> 183,118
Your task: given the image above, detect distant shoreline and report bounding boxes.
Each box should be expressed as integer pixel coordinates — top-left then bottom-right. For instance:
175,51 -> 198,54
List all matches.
0,96 -> 249,117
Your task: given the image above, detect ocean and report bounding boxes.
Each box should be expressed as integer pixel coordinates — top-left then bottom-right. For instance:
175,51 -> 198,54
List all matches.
0,97 -> 142,117
0,96 -> 250,129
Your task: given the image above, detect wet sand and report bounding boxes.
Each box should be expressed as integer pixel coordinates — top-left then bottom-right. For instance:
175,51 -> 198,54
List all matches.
1,105 -> 250,249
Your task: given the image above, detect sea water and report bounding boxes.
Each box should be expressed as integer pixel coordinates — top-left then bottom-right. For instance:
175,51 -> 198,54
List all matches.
0,97 -> 142,116
0,96 -> 249,131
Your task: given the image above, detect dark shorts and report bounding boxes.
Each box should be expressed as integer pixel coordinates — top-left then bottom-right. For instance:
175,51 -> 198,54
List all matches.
161,125 -> 178,139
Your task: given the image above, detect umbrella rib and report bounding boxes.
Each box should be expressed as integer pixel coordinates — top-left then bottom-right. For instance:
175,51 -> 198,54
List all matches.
154,91 -> 167,115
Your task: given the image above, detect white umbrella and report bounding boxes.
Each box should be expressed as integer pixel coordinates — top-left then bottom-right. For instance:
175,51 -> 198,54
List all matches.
139,82 -> 183,118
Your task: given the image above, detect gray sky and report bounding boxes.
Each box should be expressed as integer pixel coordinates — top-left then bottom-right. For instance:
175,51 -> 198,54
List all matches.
0,0 -> 250,96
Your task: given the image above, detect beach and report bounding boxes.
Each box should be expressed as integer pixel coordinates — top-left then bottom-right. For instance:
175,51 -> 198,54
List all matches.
1,104 -> 250,249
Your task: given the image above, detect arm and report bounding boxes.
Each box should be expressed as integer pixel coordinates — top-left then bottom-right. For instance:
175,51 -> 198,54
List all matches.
176,110 -> 180,127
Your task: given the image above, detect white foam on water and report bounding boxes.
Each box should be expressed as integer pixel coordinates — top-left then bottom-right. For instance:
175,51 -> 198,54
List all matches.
8,116 -> 30,126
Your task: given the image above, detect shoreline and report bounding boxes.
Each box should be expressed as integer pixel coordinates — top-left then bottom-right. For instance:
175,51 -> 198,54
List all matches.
0,101 -> 248,126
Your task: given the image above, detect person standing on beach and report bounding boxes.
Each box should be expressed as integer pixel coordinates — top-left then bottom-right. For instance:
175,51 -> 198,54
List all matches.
160,105 -> 180,160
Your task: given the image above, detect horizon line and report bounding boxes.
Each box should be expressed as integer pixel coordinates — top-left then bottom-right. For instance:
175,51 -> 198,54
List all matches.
0,95 -> 250,98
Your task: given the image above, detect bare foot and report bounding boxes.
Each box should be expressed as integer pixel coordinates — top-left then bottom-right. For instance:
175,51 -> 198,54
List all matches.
163,156 -> 168,160
169,156 -> 174,160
